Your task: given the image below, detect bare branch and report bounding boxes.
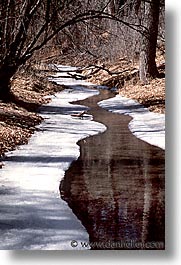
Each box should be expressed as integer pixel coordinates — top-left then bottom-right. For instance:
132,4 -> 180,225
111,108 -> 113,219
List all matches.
82,64 -> 137,78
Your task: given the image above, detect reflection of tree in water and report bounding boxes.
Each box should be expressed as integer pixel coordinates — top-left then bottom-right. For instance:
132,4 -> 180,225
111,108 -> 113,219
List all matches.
60,90 -> 165,250
141,154 -> 165,244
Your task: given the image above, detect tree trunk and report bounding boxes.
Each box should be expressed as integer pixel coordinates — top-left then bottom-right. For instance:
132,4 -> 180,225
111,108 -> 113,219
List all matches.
139,0 -> 160,84
0,65 -> 17,101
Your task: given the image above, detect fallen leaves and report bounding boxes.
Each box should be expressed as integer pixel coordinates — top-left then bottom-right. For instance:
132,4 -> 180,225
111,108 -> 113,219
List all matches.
120,78 -> 165,114
85,54 -> 165,114
0,122 -> 31,155
0,68 -> 64,158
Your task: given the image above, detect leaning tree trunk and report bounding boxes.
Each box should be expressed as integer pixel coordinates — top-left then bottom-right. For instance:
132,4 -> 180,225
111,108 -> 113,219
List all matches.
139,0 -> 160,84
0,65 -> 17,101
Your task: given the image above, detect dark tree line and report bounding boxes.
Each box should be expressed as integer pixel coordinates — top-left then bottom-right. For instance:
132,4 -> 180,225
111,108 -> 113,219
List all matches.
0,0 -> 114,99
0,0 -> 164,100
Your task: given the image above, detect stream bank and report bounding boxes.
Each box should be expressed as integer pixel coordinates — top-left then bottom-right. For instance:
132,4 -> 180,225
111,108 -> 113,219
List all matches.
61,89 -> 165,250
0,65 -> 165,250
0,86 -> 105,250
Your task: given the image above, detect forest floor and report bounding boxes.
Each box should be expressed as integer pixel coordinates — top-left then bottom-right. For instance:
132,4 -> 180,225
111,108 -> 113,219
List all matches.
83,52 -> 165,114
0,70 -> 64,161
0,54 -> 165,162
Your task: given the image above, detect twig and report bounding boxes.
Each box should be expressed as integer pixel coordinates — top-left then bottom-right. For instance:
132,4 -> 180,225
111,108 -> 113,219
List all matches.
82,64 -> 137,77
71,111 -> 87,118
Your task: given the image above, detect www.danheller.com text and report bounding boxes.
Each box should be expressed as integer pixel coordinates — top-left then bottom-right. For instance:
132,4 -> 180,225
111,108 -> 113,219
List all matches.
70,240 -> 165,249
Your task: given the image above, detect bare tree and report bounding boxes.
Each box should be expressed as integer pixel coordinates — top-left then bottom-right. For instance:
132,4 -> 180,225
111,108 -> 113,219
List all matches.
139,0 -> 161,84
0,0 -> 164,100
0,0 -> 119,100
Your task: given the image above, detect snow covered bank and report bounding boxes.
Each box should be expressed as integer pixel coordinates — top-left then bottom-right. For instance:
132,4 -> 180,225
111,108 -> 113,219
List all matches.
0,64 -> 165,250
48,64 -> 94,86
98,95 -> 165,150
49,65 -> 165,150
0,84 -> 106,249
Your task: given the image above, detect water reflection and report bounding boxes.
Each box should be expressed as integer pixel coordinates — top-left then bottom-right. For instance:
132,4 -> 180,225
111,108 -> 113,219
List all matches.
60,90 -> 165,250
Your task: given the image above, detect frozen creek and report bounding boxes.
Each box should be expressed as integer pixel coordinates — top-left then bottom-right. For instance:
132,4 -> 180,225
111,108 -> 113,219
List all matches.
0,65 -> 165,250
0,84 -> 106,250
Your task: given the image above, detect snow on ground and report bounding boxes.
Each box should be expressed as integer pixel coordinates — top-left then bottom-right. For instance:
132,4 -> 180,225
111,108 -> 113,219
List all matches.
98,95 -> 165,150
50,65 -> 165,150
0,65 -> 165,250
48,64 -> 94,86
0,73 -> 106,249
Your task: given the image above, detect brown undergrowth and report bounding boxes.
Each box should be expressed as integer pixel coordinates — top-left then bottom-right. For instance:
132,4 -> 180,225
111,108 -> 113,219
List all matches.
0,53 -> 165,164
84,52 -> 165,114
0,69 -> 64,161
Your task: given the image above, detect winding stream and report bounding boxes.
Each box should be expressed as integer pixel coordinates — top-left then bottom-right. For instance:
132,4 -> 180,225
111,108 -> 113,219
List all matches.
0,66 -> 165,250
0,86 -> 104,250
60,89 -> 165,250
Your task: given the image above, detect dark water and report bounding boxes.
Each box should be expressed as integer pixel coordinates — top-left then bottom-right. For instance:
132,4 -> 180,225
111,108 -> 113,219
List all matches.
60,89 -> 165,250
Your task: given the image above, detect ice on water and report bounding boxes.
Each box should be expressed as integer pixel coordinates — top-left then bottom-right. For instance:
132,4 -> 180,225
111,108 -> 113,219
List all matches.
98,95 -> 165,150
0,68 -> 105,250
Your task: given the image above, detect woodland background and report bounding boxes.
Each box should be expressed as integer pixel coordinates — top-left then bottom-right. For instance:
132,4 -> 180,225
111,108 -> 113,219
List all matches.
0,0 -> 165,158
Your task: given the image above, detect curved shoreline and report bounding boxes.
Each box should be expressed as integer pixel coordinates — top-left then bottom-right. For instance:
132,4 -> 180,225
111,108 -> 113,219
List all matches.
61,89 -> 165,250
0,64 -> 165,249
98,94 -> 165,150
0,87 -> 106,250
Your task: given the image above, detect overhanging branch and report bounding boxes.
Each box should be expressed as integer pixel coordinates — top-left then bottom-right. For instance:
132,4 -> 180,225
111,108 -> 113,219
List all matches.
20,9 -> 149,63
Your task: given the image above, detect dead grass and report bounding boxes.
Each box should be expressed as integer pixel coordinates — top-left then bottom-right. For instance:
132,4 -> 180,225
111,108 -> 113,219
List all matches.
0,51 -> 165,162
0,69 -> 64,159
85,51 -> 165,114
120,77 -> 165,114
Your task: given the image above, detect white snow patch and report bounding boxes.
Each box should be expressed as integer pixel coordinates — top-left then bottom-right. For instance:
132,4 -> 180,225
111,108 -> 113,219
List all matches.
49,64 -> 94,86
49,64 -> 78,72
98,94 -> 165,150
0,64 -> 165,250
0,73 -> 106,250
